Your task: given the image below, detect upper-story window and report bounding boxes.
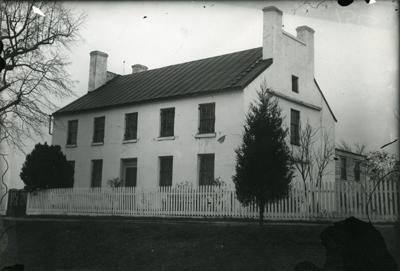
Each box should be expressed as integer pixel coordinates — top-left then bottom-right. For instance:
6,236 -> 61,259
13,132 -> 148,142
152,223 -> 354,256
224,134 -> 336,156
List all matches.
340,156 -> 347,180
198,103 -> 215,134
124,112 -> 138,141
93,116 -> 105,143
292,75 -> 299,93
290,109 -> 300,145
160,108 -> 175,137
66,120 -> 78,146
354,160 -> 361,181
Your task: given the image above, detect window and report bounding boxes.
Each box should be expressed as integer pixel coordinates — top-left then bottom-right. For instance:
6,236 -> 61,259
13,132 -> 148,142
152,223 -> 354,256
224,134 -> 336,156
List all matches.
198,154 -> 215,186
354,160 -> 361,181
91,159 -> 103,187
159,156 -> 173,186
67,160 -> 75,187
93,116 -> 105,143
66,120 -> 78,145
124,112 -> 138,140
290,109 -> 300,145
292,75 -> 299,93
340,157 -> 347,180
121,158 -> 137,187
198,103 -> 215,134
160,108 -> 175,137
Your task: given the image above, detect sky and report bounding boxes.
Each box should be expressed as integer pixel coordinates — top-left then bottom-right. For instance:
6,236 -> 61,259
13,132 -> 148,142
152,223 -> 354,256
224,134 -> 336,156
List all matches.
7,0 -> 399,188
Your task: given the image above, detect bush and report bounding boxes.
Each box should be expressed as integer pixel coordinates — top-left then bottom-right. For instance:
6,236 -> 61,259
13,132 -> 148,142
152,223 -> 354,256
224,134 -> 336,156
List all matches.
20,143 -> 74,190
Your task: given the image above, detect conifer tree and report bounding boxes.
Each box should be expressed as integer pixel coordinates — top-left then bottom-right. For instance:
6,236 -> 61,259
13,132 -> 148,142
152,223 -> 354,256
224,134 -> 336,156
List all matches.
233,86 -> 293,225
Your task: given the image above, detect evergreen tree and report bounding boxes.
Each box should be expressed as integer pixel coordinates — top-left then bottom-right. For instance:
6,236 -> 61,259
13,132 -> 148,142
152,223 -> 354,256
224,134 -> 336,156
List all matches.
20,143 -> 74,190
233,87 -> 293,225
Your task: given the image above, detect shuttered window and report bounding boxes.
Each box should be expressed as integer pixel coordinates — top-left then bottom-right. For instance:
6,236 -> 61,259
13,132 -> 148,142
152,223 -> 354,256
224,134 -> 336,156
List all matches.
159,156 -> 173,186
160,108 -> 175,137
199,154 -> 215,186
292,75 -> 299,93
290,109 -> 300,145
66,120 -> 78,145
199,103 -> 215,134
124,112 -> 138,140
340,157 -> 347,180
93,116 -> 105,143
67,160 -> 75,187
354,160 -> 360,181
91,159 -> 103,187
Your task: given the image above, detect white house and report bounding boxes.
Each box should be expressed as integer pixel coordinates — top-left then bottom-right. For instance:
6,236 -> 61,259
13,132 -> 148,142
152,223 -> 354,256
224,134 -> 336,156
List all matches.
51,6 -> 337,189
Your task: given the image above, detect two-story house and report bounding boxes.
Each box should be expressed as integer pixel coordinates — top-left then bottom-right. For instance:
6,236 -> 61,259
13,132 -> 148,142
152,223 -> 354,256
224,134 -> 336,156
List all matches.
51,6 -> 337,189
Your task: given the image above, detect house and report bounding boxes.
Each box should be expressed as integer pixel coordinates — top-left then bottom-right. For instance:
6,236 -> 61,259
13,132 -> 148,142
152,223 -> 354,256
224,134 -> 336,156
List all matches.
335,148 -> 367,183
51,6 -> 337,189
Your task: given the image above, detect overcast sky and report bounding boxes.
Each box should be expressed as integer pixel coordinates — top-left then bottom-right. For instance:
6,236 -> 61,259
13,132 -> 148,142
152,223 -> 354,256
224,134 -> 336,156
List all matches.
8,1 -> 399,188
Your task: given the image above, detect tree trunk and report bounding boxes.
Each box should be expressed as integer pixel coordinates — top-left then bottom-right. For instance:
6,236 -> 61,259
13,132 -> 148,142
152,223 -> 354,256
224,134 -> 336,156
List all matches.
259,202 -> 265,226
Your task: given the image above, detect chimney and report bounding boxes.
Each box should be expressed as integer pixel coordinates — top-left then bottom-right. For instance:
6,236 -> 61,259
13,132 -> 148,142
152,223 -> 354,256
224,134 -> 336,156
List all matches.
88,51 -> 108,92
131,64 -> 148,74
296,26 -> 315,76
262,6 -> 283,60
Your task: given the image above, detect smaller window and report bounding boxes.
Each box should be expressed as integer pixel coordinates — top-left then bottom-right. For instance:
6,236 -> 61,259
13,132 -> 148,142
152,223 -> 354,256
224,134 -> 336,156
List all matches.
124,113 -> 138,140
160,108 -> 175,137
199,103 -> 215,134
93,116 -> 105,143
66,120 -> 78,145
340,157 -> 347,180
292,75 -> 299,93
91,159 -> 103,187
290,109 -> 300,145
159,156 -> 173,186
354,160 -> 361,181
67,160 -> 75,187
198,154 -> 215,186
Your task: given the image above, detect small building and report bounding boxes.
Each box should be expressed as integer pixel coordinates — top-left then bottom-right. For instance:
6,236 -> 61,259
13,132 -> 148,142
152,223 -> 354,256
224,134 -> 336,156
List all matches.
335,148 -> 367,183
51,6 -> 337,189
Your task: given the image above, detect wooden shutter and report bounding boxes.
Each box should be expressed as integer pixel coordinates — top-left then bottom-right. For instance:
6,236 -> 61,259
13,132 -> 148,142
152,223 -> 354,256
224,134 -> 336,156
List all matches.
199,154 -> 215,185
91,160 -> 103,187
124,113 -> 138,140
159,156 -> 173,186
199,103 -> 215,134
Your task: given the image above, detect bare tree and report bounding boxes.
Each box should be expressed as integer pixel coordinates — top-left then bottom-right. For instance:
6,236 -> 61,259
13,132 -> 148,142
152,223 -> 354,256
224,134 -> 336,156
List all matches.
0,1 -> 85,150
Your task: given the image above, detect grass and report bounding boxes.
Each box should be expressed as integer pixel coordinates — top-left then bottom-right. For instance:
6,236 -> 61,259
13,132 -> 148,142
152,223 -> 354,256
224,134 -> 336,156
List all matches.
0,218 -> 398,271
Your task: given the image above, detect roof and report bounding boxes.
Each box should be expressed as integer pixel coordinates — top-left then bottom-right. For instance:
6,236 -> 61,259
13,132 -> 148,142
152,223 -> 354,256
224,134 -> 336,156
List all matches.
335,148 -> 366,159
314,79 -> 337,122
54,47 -> 273,116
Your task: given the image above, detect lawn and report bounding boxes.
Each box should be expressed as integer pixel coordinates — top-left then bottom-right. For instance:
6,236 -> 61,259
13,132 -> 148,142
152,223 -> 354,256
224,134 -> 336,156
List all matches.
0,218 -> 398,271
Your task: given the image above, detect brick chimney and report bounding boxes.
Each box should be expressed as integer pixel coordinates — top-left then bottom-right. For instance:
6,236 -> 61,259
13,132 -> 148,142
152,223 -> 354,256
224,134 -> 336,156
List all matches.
131,64 -> 148,74
88,51 -> 108,92
262,6 -> 283,60
296,26 -> 315,76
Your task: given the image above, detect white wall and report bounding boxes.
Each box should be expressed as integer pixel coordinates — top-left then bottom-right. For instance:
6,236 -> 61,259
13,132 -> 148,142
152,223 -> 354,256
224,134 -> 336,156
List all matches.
52,90 -> 244,188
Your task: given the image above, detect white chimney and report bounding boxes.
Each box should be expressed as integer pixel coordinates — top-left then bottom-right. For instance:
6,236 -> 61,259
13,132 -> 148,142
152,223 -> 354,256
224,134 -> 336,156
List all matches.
296,26 -> 315,77
131,64 -> 148,74
88,51 -> 108,92
262,6 -> 283,60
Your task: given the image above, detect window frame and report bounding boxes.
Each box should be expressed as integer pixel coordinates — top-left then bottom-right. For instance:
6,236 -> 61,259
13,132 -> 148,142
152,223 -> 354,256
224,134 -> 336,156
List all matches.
198,103 -> 215,134
124,112 -> 138,141
159,156 -> 173,187
66,120 -> 78,146
292,75 -> 299,93
160,108 -> 175,137
91,159 -> 103,188
92,116 -> 105,144
198,153 -> 215,186
290,109 -> 300,146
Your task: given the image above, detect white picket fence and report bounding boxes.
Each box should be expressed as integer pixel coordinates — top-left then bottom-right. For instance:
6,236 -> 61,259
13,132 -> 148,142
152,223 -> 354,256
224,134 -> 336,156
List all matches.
26,180 -> 400,222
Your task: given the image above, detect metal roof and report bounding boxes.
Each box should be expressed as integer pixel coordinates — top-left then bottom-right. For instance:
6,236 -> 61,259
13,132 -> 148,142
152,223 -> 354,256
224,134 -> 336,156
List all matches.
54,47 -> 272,116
